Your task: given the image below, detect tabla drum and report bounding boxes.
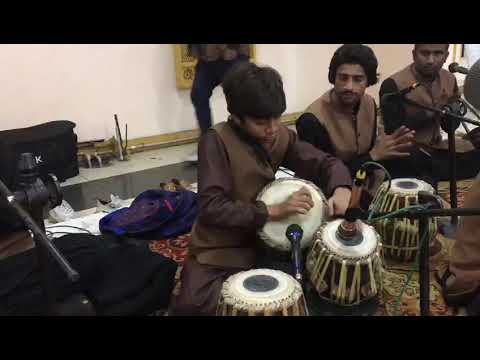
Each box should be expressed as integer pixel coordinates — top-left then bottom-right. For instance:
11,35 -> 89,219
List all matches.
306,219 -> 383,306
257,178 -> 329,252
216,269 -> 308,316
369,178 -> 437,263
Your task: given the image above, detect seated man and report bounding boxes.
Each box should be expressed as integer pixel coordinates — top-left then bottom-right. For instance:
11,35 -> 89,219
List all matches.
380,43 -> 480,184
441,177 -> 480,315
172,62 -> 353,316
296,44 -> 414,206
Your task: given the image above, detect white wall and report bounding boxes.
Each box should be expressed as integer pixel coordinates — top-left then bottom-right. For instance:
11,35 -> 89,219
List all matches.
0,44 -> 456,142
0,44 -> 311,142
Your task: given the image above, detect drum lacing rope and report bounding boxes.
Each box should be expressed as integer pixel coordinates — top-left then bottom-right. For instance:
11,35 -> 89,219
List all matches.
220,273 -> 305,313
307,234 -> 382,305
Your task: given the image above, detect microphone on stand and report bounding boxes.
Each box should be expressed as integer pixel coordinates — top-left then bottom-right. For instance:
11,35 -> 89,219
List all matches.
336,167 -> 367,242
449,58 -> 480,111
286,224 -> 303,282
381,82 -> 422,104
449,62 -> 470,75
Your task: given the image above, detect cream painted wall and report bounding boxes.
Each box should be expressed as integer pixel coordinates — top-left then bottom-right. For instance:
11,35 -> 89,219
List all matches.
0,44 -> 306,142
0,44 -> 459,142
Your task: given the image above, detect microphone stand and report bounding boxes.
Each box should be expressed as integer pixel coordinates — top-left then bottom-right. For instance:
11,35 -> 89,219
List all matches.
353,200 -> 480,316
393,95 -> 480,236
0,155 -> 80,315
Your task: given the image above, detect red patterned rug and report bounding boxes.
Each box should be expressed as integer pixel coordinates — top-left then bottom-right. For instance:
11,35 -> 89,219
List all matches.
149,233 -> 191,265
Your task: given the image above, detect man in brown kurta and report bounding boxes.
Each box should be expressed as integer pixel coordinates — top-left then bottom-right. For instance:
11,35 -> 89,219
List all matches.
442,177 -> 480,313
172,62 -> 353,316
380,44 -> 480,182
296,44 -> 415,207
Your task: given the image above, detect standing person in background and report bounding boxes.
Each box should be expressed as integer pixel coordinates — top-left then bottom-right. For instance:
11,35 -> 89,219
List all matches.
186,44 -> 250,162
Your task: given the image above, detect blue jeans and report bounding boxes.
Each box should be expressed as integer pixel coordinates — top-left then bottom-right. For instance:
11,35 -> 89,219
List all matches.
190,56 -> 248,134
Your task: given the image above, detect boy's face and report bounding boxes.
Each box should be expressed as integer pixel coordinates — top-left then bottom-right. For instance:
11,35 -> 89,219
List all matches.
242,116 -> 282,146
333,63 -> 368,107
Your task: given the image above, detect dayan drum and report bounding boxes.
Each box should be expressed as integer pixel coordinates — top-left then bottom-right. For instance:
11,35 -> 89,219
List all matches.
370,178 -> 438,263
257,178 -> 329,252
216,268 -> 308,316
306,219 -> 383,306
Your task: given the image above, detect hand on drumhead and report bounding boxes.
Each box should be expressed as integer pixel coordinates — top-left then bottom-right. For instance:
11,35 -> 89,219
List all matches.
327,187 -> 351,217
370,126 -> 415,161
267,187 -> 314,221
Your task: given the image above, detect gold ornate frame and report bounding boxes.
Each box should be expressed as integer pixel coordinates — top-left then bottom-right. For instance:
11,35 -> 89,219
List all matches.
173,44 -> 256,89
452,44 -> 465,63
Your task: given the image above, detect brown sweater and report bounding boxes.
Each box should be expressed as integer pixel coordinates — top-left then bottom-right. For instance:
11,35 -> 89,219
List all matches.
305,90 -> 377,163
188,119 -> 352,269
302,90 -> 382,195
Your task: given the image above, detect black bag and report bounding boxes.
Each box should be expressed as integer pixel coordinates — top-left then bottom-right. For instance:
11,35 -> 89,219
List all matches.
0,120 -> 79,189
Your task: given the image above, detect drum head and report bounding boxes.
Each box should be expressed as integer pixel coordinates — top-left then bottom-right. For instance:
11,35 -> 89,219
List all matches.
319,219 -> 379,260
389,178 -> 434,196
257,178 -> 328,251
221,269 -> 302,311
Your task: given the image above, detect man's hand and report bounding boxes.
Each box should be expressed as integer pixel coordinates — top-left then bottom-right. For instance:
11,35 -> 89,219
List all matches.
370,126 -> 415,161
267,187 -> 314,221
327,187 -> 352,217
223,48 -> 238,61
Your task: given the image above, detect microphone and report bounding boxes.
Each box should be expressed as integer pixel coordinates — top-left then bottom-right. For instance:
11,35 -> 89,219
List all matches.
336,167 -> 367,241
286,224 -> 303,282
449,62 -> 470,75
442,98 -> 468,117
381,82 -> 422,103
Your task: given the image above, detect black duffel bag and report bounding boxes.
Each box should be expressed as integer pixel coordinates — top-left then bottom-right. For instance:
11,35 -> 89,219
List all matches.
0,120 -> 79,189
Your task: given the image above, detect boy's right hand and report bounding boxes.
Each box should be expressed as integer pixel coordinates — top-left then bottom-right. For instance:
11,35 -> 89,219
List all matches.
267,187 -> 314,221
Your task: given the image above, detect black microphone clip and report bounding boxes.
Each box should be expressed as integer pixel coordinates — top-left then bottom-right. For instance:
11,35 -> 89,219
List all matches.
381,82 -> 422,104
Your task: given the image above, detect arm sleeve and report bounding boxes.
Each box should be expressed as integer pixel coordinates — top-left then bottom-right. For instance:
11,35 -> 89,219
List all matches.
196,130 -> 269,230
281,130 -> 352,197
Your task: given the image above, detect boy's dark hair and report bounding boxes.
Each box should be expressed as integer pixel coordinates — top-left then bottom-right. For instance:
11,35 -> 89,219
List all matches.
222,62 -> 286,121
328,44 -> 379,86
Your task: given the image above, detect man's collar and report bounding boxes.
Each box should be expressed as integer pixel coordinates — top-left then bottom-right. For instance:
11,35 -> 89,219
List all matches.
227,116 -> 272,166
409,63 -> 440,84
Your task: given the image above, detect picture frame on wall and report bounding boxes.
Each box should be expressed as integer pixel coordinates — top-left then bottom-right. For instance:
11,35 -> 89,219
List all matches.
452,44 -> 465,63
173,44 -> 256,89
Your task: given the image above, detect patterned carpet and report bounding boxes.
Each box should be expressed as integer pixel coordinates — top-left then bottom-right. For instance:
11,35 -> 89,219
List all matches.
147,178 -> 475,316
437,178 -> 476,209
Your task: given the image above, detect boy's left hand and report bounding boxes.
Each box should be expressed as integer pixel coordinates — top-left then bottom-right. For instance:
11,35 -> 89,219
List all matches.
327,187 -> 351,217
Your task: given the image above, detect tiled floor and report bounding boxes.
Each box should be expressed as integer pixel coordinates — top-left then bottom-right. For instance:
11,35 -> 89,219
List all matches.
62,143 -> 197,187
60,143 -> 198,212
